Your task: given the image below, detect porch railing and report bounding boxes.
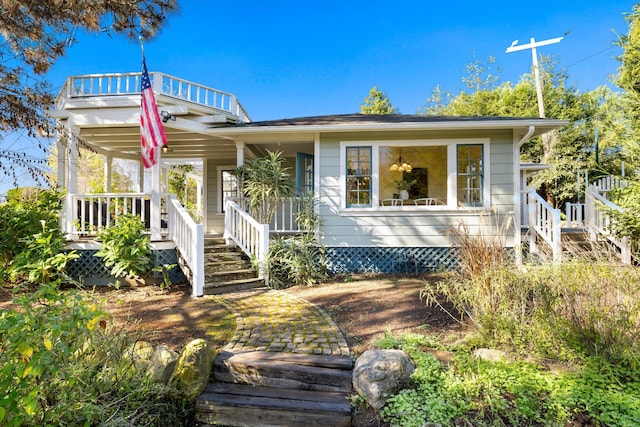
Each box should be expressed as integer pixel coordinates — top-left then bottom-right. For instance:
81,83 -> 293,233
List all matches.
527,188 -> 562,261
565,202 -> 585,228
57,71 -> 251,123
168,196 -> 204,297
233,197 -> 306,233
224,200 -> 269,284
585,185 -> 632,264
65,193 -> 169,239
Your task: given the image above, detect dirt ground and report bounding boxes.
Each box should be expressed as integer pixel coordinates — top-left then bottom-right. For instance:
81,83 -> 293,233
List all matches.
1,273 -> 464,354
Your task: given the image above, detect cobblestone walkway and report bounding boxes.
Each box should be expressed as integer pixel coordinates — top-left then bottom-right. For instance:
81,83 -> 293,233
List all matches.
215,290 -> 350,357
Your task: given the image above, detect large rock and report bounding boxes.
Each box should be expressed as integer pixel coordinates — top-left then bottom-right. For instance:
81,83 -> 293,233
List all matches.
148,345 -> 179,384
352,349 -> 415,410
124,340 -> 155,372
169,339 -> 215,402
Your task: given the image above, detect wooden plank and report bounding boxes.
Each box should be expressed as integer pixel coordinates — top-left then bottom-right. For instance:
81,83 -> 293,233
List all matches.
218,350 -> 353,370
196,403 -> 351,427
197,390 -> 350,414
214,355 -> 352,392
203,382 -> 349,406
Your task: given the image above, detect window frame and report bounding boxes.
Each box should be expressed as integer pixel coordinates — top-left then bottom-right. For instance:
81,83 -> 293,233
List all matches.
345,146 -> 373,208
216,165 -> 238,213
339,139 -> 490,211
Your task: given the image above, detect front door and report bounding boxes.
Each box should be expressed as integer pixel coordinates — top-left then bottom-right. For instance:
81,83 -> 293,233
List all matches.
296,153 -> 314,196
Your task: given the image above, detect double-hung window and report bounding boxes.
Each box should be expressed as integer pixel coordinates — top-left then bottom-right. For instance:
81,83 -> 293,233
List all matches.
346,147 -> 372,207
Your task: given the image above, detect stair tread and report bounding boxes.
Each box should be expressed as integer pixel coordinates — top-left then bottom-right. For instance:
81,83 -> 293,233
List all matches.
199,383 -> 350,412
217,350 -> 353,370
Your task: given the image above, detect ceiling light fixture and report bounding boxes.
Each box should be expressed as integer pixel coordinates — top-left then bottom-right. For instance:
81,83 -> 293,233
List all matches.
389,148 -> 412,172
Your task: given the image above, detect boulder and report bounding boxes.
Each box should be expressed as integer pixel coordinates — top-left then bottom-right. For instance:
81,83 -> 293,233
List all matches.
169,339 -> 215,402
124,340 -> 155,372
148,345 -> 179,384
473,348 -> 506,362
352,349 -> 415,410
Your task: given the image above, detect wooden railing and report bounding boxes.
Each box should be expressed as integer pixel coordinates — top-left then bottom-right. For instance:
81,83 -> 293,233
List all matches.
527,189 -> 562,261
65,192 -> 169,238
233,197 -> 307,233
585,185 -> 631,264
57,71 -> 251,122
565,202 -> 585,228
168,196 -> 205,297
224,200 -> 269,284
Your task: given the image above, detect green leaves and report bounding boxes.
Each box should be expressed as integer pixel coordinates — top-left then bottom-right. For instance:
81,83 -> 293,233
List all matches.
360,86 -> 399,114
95,214 -> 153,278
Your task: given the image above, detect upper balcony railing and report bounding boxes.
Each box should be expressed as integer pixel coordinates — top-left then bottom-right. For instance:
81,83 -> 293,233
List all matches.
57,72 -> 251,123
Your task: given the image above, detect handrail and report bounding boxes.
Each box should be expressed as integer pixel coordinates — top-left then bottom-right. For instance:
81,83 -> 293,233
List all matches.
585,185 -> 631,264
65,192 -> 169,238
565,202 -> 585,228
224,199 -> 269,284
57,71 -> 251,123
233,196 -> 306,233
168,196 -> 205,296
527,188 -> 562,261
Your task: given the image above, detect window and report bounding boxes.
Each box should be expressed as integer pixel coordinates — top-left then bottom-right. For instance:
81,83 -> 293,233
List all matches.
457,144 -> 483,206
342,139 -> 488,210
379,145 -> 448,205
346,147 -> 371,207
220,169 -> 237,212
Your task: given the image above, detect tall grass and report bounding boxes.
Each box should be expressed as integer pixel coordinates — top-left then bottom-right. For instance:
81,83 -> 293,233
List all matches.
423,222 -> 640,367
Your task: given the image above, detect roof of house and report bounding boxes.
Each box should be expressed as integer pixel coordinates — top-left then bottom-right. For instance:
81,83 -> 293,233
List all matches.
235,113 -> 548,127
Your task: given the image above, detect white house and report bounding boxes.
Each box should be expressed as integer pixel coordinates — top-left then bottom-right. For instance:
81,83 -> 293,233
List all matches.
55,71 -> 625,297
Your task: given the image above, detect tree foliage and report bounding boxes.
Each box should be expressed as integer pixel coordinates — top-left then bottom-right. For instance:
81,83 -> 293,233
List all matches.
0,0 -> 178,189
423,55 -> 623,207
360,86 -> 399,114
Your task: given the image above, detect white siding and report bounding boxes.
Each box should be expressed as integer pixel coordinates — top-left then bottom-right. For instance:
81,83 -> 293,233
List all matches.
318,132 -> 515,248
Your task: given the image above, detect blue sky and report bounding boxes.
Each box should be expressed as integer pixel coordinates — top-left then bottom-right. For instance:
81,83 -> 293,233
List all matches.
1,1 -> 637,196
48,0 -> 637,121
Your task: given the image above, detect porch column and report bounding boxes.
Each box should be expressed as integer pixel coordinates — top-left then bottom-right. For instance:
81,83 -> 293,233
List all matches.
56,132 -> 66,189
150,150 -> 162,241
104,154 -> 113,192
235,141 -> 244,200
65,128 -> 79,240
138,160 -> 144,192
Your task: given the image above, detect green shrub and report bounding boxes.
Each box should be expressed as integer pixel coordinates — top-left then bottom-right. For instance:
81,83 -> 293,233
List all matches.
378,334 -> 640,427
265,195 -> 327,289
95,214 -> 153,278
0,283 -> 191,426
0,189 -> 63,280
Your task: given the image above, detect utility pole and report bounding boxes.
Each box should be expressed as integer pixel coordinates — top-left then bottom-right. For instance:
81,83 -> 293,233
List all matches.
506,36 -> 563,118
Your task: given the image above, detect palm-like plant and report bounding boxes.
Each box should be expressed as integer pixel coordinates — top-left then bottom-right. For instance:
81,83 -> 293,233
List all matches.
236,150 -> 293,223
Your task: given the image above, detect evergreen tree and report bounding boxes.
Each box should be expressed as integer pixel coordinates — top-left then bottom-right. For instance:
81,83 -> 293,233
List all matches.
360,86 -> 399,114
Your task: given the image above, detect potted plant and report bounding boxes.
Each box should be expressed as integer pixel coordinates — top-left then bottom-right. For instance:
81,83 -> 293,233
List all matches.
395,179 -> 416,200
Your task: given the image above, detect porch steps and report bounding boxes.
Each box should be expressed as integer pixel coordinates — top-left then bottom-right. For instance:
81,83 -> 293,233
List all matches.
195,351 -> 353,426
527,228 -> 626,263
203,236 -> 265,295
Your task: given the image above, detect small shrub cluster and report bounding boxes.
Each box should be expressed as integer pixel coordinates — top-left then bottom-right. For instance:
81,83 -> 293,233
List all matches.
0,282 -> 191,426
378,334 -> 640,427
0,189 -> 63,282
265,195 -> 327,289
95,214 -> 153,278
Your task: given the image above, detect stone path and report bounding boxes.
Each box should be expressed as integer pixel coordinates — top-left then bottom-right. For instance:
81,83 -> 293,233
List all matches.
215,289 -> 350,357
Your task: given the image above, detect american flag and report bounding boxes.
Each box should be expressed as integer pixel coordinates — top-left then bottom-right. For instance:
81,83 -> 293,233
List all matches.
140,56 -> 167,168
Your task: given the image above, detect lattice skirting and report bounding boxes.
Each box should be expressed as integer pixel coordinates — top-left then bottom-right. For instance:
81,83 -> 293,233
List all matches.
66,248 -> 186,286
325,246 -> 460,274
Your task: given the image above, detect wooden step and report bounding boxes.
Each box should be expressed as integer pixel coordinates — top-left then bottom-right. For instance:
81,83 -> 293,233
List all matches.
196,382 -> 351,427
206,268 -> 257,283
205,259 -> 251,272
203,277 -> 265,295
214,351 -> 353,393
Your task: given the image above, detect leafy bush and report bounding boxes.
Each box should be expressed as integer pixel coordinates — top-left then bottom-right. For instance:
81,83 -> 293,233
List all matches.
0,282 -> 191,426
95,214 -> 153,278
0,189 -> 63,280
378,334 -> 640,427
265,195 -> 327,289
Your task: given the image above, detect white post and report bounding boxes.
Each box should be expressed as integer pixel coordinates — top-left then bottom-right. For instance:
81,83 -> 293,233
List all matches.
104,155 -> 112,192
66,129 -> 79,240
528,191 -> 537,255
150,149 -> 162,241
138,160 -> 144,192
552,208 -> 562,262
